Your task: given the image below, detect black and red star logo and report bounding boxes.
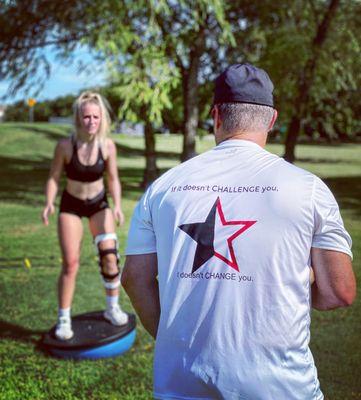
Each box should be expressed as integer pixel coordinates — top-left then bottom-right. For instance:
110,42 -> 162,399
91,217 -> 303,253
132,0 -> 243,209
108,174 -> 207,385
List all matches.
179,197 -> 256,273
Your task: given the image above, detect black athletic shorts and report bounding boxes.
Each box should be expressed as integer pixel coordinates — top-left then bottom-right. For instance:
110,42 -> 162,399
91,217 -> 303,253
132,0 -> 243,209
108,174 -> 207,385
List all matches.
59,189 -> 109,218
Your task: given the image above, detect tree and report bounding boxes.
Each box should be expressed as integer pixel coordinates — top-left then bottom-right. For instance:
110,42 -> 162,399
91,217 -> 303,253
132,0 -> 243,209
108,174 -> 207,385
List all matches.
2,0 -> 360,174
301,0 -> 361,143
0,0 -> 115,97
3,94 -> 76,122
0,0 -> 176,186
0,0 -> 235,185
226,0 -> 361,157
283,0 -> 341,162
153,1 -> 235,160
0,0 -> 235,160
105,47 -> 180,186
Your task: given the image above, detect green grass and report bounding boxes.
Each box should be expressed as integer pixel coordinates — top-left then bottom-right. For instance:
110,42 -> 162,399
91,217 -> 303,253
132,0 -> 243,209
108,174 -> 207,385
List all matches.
0,123 -> 360,399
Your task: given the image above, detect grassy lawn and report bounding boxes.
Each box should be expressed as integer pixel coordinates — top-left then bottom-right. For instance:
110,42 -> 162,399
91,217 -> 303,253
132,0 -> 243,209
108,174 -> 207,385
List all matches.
0,122 -> 360,399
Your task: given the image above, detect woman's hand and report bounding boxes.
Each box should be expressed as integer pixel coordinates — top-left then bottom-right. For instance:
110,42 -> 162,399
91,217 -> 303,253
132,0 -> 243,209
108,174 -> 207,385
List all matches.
113,207 -> 125,226
310,266 -> 315,284
42,204 -> 55,226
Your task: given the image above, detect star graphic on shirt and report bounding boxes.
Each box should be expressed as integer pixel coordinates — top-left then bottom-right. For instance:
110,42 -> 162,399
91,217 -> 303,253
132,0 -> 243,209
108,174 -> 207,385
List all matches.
179,197 -> 256,273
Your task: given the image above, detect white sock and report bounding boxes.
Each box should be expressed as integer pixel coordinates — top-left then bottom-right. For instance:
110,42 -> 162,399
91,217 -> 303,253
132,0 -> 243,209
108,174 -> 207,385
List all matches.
106,295 -> 119,309
58,307 -> 71,319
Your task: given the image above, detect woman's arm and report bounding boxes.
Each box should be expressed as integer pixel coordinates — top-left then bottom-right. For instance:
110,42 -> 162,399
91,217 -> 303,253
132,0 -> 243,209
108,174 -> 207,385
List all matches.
42,140 -> 66,225
105,139 -> 124,225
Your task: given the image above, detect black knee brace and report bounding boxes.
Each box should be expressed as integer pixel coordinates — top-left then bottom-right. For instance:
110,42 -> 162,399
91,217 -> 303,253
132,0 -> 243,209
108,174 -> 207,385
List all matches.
94,233 -> 120,289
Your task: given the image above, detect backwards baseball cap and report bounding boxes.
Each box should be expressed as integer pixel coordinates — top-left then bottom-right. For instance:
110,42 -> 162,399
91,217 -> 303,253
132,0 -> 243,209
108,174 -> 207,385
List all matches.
213,63 -> 274,107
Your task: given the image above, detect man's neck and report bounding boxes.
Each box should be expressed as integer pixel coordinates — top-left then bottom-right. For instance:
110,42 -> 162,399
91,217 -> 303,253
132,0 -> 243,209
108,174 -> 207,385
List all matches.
216,131 -> 267,148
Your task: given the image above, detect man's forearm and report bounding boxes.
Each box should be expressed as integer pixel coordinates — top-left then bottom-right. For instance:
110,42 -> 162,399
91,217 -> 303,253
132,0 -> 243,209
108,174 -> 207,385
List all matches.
122,277 -> 160,338
122,254 -> 160,338
311,248 -> 356,311
311,283 -> 344,310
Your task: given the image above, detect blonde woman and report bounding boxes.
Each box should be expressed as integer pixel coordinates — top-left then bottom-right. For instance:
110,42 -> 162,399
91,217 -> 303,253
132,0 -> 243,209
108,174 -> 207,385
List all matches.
42,92 -> 128,340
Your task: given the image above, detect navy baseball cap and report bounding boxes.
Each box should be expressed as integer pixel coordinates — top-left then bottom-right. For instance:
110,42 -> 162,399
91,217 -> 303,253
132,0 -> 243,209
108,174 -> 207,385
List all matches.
213,63 -> 274,107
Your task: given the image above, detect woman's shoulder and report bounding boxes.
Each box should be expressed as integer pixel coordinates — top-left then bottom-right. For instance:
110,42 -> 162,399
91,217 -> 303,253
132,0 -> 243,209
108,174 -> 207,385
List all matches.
58,136 -> 72,147
106,137 -> 116,150
55,137 -> 73,158
103,138 -> 116,159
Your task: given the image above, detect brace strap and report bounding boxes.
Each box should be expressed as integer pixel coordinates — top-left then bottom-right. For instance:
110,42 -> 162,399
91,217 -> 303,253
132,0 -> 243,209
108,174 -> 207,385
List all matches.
99,248 -> 118,259
102,277 -> 120,290
94,233 -> 118,249
101,269 -> 120,280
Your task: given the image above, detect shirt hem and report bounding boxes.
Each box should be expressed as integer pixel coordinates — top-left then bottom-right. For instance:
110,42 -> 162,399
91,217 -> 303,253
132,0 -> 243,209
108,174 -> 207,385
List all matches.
154,391 -> 320,400
154,392 -> 213,400
311,244 -> 353,260
125,249 -> 157,255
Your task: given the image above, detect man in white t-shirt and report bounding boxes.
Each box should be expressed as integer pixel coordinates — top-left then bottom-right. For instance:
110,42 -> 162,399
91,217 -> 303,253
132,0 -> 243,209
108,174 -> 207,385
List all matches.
122,63 -> 356,400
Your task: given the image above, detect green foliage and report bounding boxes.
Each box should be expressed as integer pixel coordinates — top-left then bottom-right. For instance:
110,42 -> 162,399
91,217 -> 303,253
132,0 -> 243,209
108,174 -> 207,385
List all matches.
4,95 -> 76,122
246,0 -> 361,140
306,1 -> 361,140
3,100 -> 28,121
95,0 -> 234,130
107,47 -> 180,125
1,0 -> 360,144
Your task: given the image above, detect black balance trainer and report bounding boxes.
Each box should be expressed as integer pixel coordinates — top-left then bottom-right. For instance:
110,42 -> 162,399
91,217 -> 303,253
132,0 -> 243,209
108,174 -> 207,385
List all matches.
41,311 -> 136,360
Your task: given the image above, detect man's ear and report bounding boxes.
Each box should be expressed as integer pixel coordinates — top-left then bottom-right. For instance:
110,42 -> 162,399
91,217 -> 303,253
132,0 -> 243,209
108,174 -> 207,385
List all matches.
212,105 -> 222,129
268,109 -> 278,131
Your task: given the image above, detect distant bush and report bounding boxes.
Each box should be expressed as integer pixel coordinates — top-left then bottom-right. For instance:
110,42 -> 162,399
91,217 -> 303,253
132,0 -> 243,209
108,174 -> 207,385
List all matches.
4,94 -> 76,122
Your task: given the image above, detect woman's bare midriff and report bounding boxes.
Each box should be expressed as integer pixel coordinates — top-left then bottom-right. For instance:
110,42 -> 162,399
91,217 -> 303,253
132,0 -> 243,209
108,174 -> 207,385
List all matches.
66,177 -> 105,200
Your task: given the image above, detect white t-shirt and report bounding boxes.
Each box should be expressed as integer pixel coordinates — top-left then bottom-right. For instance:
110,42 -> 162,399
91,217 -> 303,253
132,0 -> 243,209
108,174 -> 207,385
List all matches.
126,139 -> 352,400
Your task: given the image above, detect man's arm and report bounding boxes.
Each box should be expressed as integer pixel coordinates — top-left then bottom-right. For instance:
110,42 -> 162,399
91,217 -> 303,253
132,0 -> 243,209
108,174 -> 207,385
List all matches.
311,248 -> 356,310
121,253 -> 160,338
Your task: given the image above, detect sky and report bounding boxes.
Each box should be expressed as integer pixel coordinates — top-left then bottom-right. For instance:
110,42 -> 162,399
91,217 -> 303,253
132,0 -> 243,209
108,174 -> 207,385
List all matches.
0,47 -> 107,105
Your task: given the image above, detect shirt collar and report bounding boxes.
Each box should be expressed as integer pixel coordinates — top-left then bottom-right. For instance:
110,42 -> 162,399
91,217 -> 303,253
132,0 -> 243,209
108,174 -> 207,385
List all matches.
215,139 -> 263,150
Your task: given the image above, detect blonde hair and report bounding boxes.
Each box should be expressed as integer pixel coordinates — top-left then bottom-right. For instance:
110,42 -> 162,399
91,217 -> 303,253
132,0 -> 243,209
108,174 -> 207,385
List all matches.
73,91 -> 111,145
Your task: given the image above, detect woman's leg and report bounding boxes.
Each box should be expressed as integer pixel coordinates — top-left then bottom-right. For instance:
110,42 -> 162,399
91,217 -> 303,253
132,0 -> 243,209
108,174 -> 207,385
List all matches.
56,212 -> 83,339
89,208 -> 128,325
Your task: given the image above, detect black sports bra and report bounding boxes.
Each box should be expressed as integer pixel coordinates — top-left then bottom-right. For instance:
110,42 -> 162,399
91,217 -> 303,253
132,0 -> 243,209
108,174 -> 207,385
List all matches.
65,138 -> 105,182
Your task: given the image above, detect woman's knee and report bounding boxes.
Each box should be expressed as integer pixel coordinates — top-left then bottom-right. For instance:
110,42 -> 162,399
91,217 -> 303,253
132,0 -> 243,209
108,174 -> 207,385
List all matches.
61,258 -> 80,277
101,254 -> 118,275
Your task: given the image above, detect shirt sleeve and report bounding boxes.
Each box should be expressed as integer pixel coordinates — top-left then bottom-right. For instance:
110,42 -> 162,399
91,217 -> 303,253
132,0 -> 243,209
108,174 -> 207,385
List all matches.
125,188 -> 157,255
312,176 -> 352,258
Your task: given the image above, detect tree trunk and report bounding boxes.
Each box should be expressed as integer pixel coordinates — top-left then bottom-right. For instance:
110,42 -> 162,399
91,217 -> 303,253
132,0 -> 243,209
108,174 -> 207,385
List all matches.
284,0 -> 340,163
141,108 -> 158,188
181,29 -> 206,162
